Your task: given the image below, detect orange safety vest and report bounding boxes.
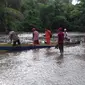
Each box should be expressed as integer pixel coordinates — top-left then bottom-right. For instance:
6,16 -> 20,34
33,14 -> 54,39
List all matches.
45,30 -> 52,44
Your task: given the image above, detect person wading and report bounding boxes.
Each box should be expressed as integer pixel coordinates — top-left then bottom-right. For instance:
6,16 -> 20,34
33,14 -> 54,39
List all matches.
57,27 -> 64,55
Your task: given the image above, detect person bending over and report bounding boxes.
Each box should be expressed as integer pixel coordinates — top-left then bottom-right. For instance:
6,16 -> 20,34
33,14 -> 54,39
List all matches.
8,29 -> 21,46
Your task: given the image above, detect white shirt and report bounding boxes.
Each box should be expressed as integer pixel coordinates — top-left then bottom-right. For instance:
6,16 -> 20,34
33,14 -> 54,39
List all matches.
9,31 -> 19,41
64,31 -> 68,38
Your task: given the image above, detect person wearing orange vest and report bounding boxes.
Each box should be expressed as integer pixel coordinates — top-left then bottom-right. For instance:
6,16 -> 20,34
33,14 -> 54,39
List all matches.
45,28 -> 52,44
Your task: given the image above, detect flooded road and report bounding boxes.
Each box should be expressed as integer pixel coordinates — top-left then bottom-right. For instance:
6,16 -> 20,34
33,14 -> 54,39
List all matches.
0,33 -> 85,85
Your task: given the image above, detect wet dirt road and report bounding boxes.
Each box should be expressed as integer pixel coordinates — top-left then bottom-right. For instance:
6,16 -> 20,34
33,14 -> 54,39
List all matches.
0,44 -> 85,85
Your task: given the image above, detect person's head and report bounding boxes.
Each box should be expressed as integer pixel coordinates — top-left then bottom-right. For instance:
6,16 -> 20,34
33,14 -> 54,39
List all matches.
64,28 -> 67,32
45,28 -> 50,31
58,27 -> 63,32
32,28 -> 36,31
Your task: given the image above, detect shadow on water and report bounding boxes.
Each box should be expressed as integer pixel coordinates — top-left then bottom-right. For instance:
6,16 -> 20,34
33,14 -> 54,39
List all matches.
45,48 -> 58,57
56,54 -> 64,65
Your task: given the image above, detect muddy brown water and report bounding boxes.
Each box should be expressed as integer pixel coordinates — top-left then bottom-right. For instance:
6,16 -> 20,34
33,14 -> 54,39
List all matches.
0,33 -> 85,85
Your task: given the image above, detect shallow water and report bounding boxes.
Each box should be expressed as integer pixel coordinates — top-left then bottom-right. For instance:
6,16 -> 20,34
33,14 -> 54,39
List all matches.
0,33 -> 85,85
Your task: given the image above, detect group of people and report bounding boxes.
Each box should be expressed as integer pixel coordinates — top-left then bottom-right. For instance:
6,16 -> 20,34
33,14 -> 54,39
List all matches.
8,28 -> 52,46
32,28 -> 52,45
8,27 -> 69,54
32,27 -> 70,55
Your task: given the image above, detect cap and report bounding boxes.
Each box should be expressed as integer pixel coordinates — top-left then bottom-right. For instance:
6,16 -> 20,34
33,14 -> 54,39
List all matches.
58,27 -> 62,31
32,28 -> 36,31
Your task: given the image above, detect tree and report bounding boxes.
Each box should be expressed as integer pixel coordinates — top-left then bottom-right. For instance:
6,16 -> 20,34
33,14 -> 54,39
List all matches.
0,0 -> 23,32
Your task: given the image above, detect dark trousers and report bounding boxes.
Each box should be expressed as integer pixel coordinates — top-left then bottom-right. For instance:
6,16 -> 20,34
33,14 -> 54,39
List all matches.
13,39 -> 21,46
58,43 -> 64,54
33,40 -> 39,45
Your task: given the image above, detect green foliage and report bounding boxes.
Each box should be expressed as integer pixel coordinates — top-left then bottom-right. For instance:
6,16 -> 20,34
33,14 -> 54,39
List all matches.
1,0 -> 85,32
0,0 -> 23,32
52,16 -> 68,29
5,7 -> 24,20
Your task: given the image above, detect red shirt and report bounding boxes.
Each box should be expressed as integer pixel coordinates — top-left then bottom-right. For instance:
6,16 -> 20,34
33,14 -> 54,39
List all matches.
58,32 -> 64,44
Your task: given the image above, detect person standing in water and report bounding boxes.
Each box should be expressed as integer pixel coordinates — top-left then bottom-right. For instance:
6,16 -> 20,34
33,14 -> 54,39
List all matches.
45,28 -> 52,44
57,27 -> 64,55
32,28 -> 39,45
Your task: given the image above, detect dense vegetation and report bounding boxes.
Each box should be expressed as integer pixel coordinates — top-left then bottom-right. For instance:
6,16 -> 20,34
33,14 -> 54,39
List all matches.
0,0 -> 85,32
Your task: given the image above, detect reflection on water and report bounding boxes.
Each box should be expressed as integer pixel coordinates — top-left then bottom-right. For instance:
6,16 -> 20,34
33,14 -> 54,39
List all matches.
0,45 -> 85,85
0,33 -> 85,85
32,49 -> 40,61
56,54 -> 64,65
